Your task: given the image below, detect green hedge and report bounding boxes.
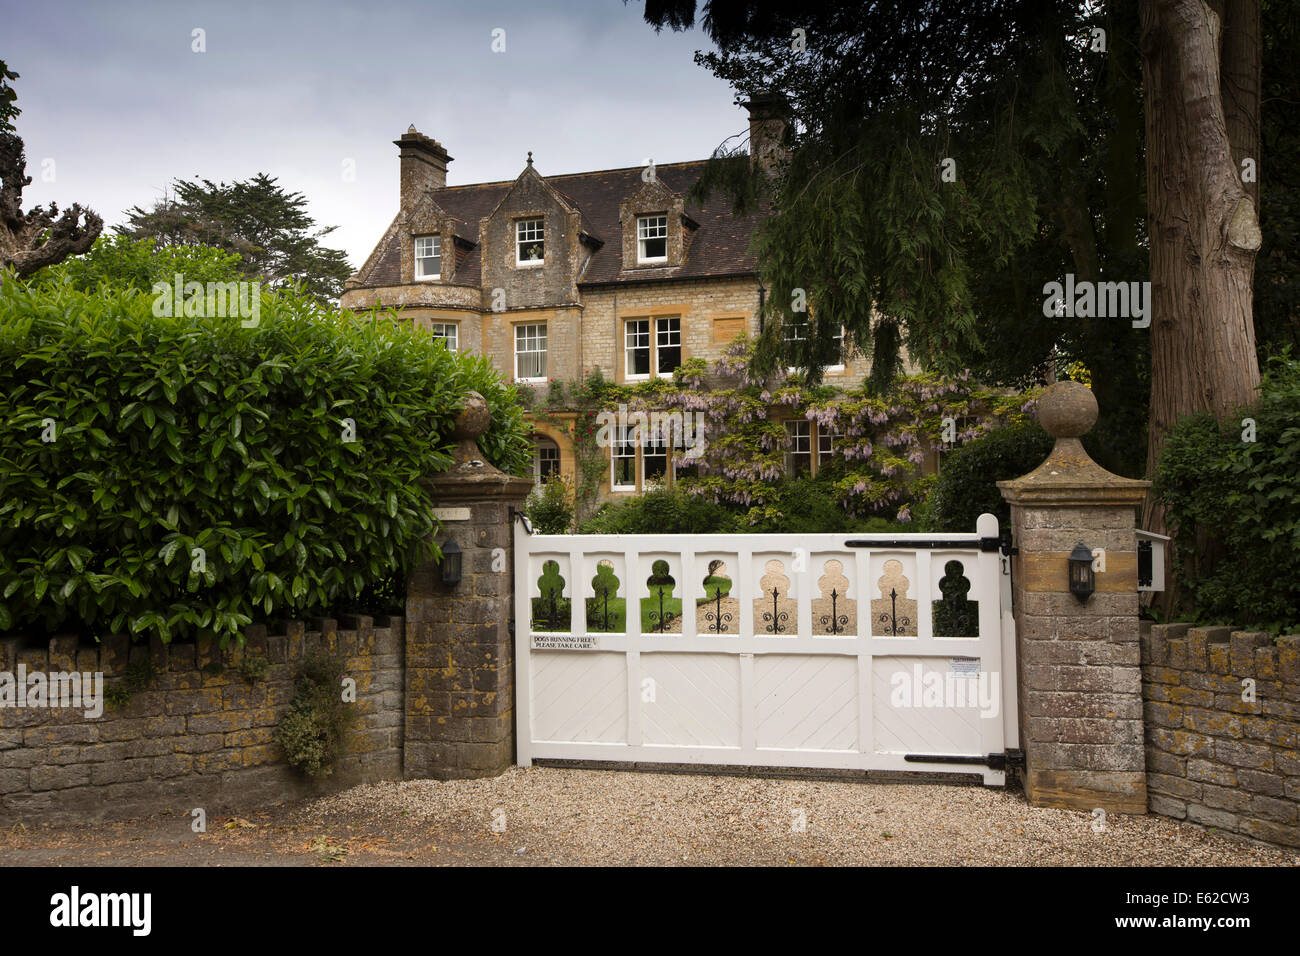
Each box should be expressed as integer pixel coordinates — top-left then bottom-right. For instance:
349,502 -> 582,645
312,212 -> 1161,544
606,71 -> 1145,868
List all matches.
922,421 -> 1054,533
577,479 -> 911,535
579,484 -> 740,535
1153,355 -> 1300,630
0,277 -> 529,643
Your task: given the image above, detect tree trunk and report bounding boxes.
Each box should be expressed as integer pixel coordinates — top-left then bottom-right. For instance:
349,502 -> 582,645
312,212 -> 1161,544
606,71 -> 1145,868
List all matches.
1141,0 -> 1262,537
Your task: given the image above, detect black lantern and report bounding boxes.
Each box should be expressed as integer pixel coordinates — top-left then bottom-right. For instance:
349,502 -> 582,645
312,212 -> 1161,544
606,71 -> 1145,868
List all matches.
439,539 -> 462,587
1068,542 -> 1094,602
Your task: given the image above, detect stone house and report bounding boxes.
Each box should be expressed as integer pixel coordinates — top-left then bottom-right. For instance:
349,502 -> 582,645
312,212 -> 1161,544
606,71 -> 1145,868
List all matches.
340,99 -> 873,504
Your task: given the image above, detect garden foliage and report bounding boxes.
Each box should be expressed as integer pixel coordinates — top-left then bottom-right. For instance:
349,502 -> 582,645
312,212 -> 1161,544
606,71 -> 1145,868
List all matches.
0,276 -> 529,642
1153,355 -> 1300,631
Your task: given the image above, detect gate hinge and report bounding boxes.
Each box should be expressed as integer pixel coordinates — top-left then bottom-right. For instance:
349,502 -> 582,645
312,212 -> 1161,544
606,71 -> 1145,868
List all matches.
987,749 -> 1025,771
511,507 -> 533,534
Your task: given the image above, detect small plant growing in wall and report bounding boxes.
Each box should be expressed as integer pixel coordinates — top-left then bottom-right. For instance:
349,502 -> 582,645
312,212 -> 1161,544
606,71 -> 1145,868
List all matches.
274,652 -> 353,778
237,655 -> 271,684
104,652 -> 157,709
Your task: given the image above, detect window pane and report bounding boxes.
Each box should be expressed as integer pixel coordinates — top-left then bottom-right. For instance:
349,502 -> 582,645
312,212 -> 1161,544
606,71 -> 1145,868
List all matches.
656,317 -> 681,374
625,320 -> 650,375
534,440 -> 561,487
612,425 -> 637,488
818,428 -> 835,463
641,237 -> 666,259
786,421 -> 811,476
516,323 -> 547,378
517,219 -> 544,262
644,443 -> 667,483
431,323 -> 457,350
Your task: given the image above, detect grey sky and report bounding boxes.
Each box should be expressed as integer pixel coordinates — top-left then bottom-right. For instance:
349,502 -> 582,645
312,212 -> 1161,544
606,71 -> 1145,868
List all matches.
5,0 -> 744,270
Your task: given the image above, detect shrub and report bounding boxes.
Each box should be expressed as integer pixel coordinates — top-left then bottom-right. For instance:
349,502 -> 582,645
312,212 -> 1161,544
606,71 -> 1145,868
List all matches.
0,276 -> 530,643
1154,355 -> 1300,630
28,234 -> 245,296
237,655 -> 271,683
525,474 -> 574,534
924,422 -> 1054,533
740,476 -> 876,533
579,485 -> 739,535
274,651 -> 352,777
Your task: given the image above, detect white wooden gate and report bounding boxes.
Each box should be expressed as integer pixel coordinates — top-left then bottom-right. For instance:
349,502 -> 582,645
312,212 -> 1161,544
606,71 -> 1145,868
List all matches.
513,513 -> 1018,784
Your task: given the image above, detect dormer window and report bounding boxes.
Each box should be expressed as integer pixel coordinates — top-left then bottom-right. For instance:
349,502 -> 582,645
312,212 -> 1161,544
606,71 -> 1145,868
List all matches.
516,218 -> 545,265
414,236 -> 440,280
637,214 -> 668,263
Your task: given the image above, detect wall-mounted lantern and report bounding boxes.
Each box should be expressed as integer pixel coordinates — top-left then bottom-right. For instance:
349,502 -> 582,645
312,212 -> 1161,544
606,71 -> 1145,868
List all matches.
1068,542 -> 1095,603
439,539 -> 462,587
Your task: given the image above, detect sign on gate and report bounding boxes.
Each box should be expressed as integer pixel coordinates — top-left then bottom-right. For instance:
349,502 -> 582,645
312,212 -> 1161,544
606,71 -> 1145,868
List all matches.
512,514 -> 1019,785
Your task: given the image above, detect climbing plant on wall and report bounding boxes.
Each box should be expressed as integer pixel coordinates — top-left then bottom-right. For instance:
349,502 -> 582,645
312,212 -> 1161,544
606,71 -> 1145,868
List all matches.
524,336 -> 1037,529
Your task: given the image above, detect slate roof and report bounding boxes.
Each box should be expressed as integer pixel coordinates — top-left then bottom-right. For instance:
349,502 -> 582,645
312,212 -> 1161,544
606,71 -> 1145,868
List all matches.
351,160 -> 767,290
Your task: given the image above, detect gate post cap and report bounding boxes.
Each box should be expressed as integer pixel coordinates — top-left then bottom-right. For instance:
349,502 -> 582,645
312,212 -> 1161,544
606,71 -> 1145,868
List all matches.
1037,381 -> 1097,438
451,391 -> 491,441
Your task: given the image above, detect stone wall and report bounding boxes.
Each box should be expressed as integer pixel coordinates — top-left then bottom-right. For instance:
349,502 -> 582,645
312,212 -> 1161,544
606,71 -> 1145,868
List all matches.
0,616 -> 404,823
1141,623 -> 1300,847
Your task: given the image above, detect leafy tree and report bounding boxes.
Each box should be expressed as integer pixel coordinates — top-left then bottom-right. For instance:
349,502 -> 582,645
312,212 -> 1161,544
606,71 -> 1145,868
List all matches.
1254,0 -> 1300,359
0,61 -> 103,277
644,1 -> 1291,501
642,1 -> 1150,477
120,173 -> 352,301
0,60 -> 18,134
29,233 -> 245,294
1141,0 -> 1263,533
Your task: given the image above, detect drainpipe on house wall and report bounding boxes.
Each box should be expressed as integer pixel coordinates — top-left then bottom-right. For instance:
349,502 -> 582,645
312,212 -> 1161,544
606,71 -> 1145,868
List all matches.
758,282 -> 766,333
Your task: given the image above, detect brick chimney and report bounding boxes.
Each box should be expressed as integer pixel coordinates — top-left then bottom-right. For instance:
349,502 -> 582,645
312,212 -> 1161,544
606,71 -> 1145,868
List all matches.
393,126 -> 452,205
743,93 -> 789,173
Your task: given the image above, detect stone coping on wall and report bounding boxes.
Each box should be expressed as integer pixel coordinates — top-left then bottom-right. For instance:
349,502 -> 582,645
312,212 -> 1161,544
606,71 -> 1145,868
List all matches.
1141,622 -> 1300,848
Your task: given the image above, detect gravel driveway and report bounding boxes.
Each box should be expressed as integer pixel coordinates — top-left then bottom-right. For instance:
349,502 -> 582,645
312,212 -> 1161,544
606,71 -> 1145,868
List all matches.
2,766 -> 1296,866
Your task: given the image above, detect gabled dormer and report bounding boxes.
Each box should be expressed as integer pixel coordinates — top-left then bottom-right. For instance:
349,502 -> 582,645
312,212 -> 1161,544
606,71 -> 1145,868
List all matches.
619,175 -> 693,272
400,191 -> 462,284
478,156 -> 598,307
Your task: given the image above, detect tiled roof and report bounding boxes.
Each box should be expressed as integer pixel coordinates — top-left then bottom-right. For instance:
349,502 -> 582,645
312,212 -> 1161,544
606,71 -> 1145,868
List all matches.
352,160 -> 767,290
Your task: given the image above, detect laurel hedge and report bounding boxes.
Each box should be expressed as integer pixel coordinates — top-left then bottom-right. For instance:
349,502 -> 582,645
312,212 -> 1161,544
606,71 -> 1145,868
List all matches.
0,277 -> 530,643
1153,354 -> 1300,631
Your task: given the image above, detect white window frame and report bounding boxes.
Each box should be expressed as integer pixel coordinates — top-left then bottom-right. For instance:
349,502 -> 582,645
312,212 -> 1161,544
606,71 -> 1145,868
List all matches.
817,425 -> 836,465
785,319 -> 846,373
611,425 -> 638,491
826,326 -> 846,372
414,235 -> 441,280
534,438 -> 561,487
515,323 -> 547,382
785,420 -> 812,475
655,316 -> 681,377
625,319 -> 651,380
642,426 -> 669,488
429,322 -> 457,351
516,218 -> 545,266
637,214 -> 668,264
